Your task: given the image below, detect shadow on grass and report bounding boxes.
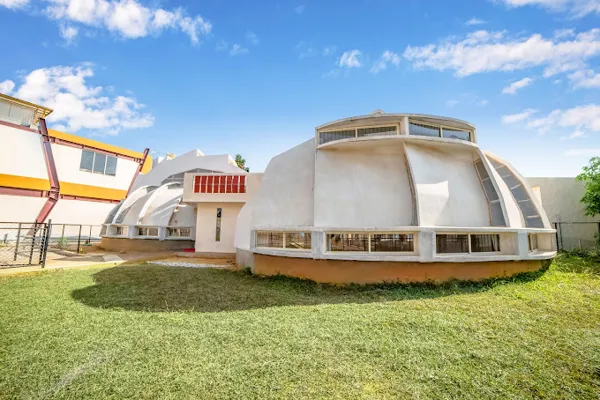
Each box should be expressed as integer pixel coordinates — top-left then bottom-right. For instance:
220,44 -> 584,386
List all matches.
71,263 -> 548,313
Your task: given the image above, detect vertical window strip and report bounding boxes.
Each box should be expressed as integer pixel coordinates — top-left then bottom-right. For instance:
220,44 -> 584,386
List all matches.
474,159 -> 505,227
215,208 -> 222,242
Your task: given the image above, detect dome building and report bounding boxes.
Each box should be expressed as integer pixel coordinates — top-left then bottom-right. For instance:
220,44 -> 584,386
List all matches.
233,111 -> 556,284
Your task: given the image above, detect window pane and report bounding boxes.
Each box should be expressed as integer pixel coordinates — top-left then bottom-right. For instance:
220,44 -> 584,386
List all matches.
319,129 -> 355,144
105,156 -> 117,176
442,128 -> 470,141
471,234 -> 500,252
436,234 -> 469,253
409,122 -> 440,137
285,232 -> 311,249
80,150 -> 94,171
500,172 -> 520,189
518,199 -> 539,218
357,126 -> 397,137
256,232 -> 284,248
93,153 -> 107,174
216,208 -> 222,242
371,234 -> 414,252
528,234 -> 538,251
490,202 -> 505,226
8,104 -> 34,126
474,160 -> 490,180
525,217 -> 544,228
328,234 -> 368,251
0,100 -> 10,121
482,179 -> 499,201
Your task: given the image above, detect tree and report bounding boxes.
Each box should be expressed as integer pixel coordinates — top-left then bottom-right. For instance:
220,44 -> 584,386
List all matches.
235,154 -> 250,172
576,157 -> 600,216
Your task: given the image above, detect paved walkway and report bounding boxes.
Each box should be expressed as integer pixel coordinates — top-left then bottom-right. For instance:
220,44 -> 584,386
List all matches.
0,253 -> 125,277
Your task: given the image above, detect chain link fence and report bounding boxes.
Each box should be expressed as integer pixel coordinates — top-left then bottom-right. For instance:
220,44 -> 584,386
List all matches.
47,224 -> 103,254
0,222 -> 50,268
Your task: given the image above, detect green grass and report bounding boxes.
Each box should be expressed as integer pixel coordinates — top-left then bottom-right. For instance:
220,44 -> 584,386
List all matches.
0,255 -> 599,399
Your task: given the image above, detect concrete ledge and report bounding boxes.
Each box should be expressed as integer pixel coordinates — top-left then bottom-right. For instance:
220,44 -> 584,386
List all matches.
176,252 -> 235,259
100,237 -> 194,252
253,254 -> 544,284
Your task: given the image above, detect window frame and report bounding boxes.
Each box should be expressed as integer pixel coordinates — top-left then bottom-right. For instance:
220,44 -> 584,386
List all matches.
318,124 -> 400,145
136,226 -> 159,237
80,149 -> 118,177
255,231 -> 312,251
167,227 -> 192,238
408,119 -> 473,142
436,233 -> 502,255
324,231 -> 417,254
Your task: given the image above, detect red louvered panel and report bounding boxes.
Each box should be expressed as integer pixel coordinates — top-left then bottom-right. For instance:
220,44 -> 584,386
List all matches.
207,176 -> 214,193
194,176 -> 200,193
232,175 -> 239,193
226,176 -> 233,193
219,175 -> 226,193
200,175 -> 207,193
239,175 -> 246,193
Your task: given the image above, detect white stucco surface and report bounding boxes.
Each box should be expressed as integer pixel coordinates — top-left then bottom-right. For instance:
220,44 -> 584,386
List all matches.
49,200 -> 116,225
0,195 -> 46,222
139,186 -> 183,226
251,140 -> 315,229
195,203 -> 243,253
314,146 -> 414,228
0,125 -> 48,179
405,143 -> 490,227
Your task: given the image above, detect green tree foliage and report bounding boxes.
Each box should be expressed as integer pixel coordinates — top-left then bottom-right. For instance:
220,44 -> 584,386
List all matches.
576,157 -> 600,216
235,154 -> 250,172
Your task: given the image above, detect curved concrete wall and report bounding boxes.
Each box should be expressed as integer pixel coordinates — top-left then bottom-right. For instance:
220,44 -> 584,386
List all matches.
251,139 -> 315,229
405,143 -> 490,227
314,147 -> 414,228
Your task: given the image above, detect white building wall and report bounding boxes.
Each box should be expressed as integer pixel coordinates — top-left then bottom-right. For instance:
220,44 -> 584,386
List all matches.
48,200 -> 117,225
51,144 -> 138,190
314,146 -> 414,228
251,140 -> 315,229
405,143 -> 490,227
195,203 -> 243,253
0,195 -> 46,222
0,125 -> 48,179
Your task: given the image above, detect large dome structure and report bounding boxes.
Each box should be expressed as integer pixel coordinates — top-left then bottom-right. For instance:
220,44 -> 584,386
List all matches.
234,111 -> 556,284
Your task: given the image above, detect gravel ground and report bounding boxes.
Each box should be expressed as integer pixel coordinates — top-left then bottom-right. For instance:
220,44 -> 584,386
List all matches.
146,261 -> 227,268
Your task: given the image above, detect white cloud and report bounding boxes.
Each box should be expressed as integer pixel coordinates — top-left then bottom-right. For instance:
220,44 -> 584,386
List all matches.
0,0 -> 27,8
294,5 -> 304,14
446,99 -> 459,107
230,44 -> 249,56
45,0 -> 211,44
370,50 -> 400,74
246,31 -> 259,45
11,64 -> 153,135
499,0 -> 600,18
502,77 -> 533,94
403,29 -> 600,77
501,108 -> 538,124
478,99 -> 489,106
466,17 -> 486,25
59,23 -> 78,42
561,130 -> 586,139
568,69 -> 600,88
526,104 -> 600,134
339,50 -> 362,68
566,148 -> 600,156
0,79 -> 15,94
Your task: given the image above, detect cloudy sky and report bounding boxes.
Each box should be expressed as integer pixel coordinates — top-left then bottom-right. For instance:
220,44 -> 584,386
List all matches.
1,0 -> 599,176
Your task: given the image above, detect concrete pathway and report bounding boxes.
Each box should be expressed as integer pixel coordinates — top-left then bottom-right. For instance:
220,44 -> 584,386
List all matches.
0,253 -> 124,277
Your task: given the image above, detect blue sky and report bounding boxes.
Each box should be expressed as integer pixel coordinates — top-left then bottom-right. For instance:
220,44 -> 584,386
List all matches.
1,0 -> 599,176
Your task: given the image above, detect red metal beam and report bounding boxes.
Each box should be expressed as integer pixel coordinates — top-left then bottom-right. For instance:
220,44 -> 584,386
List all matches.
35,118 -> 61,224
0,186 -> 46,197
126,148 -> 150,196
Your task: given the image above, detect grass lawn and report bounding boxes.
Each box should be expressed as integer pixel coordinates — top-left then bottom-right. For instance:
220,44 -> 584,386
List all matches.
1,255 -> 599,399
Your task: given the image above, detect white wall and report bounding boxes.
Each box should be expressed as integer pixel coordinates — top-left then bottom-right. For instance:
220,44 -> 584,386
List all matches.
195,203 -> 243,253
314,146 -> 414,228
0,195 -> 46,222
405,142 -> 490,227
139,188 -> 183,226
51,144 -> 138,190
251,140 -> 315,228
0,125 -> 48,179
49,200 -> 116,225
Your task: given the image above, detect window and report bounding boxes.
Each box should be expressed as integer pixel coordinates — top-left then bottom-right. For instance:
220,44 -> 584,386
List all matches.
474,159 -> 505,226
80,150 -> 118,176
137,227 -> 158,237
371,234 -> 414,252
328,234 -> 369,252
436,234 -> 469,253
193,175 -> 247,194
115,226 -> 128,236
488,157 -> 544,228
319,129 -> 356,144
470,234 -> 500,252
409,122 -> 440,137
285,232 -> 311,249
357,126 -> 397,137
442,127 -> 470,141
0,100 -> 34,126
256,232 -> 284,248
528,234 -> 538,251
215,208 -> 222,242
167,227 -> 191,238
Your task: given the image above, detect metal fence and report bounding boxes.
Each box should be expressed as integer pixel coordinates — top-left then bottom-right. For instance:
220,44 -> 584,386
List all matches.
47,224 -> 103,254
554,222 -> 600,251
0,222 -> 50,268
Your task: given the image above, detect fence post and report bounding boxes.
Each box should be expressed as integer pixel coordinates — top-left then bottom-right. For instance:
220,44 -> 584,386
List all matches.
88,225 -> 92,245
13,223 -> 21,261
28,222 -> 37,265
41,220 -> 52,268
61,224 -> 65,239
77,225 -> 82,254
554,222 -> 560,251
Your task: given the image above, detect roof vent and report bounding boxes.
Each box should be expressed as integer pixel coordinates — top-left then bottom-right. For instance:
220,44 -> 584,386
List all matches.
371,109 -> 385,115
